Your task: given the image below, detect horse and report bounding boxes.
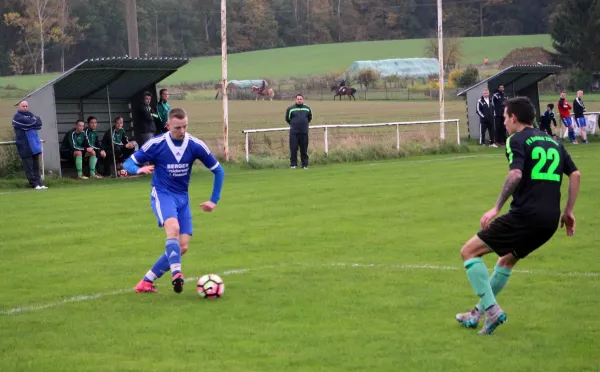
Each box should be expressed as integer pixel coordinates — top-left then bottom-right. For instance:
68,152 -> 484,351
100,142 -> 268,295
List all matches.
251,86 -> 275,101
331,86 -> 356,101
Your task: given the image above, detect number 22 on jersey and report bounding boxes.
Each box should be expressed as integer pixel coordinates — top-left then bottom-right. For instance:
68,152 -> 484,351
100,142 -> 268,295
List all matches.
531,146 -> 560,182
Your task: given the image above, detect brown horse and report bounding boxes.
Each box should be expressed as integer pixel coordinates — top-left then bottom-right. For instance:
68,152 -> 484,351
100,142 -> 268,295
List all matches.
331,86 -> 356,101
251,86 -> 275,101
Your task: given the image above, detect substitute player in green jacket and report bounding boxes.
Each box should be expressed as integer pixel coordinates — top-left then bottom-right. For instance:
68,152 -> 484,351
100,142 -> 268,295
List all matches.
60,119 -> 96,179
456,97 -> 581,335
84,116 -> 106,178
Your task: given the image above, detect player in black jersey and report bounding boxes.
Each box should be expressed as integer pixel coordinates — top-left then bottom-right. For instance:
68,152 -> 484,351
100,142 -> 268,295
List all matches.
455,97 -> 581,335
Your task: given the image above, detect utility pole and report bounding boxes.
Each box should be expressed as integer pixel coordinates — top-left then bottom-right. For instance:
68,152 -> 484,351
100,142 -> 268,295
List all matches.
126,0 -> 140,57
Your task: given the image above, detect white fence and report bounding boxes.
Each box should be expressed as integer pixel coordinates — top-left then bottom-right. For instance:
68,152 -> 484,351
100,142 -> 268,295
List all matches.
241,119 -> 461,162
0,140 -> 46,180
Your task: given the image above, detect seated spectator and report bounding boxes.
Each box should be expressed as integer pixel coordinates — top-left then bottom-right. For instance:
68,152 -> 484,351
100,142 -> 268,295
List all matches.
60,119 -> 96,180
101,116 -> 137,176
85,116 -> 106,178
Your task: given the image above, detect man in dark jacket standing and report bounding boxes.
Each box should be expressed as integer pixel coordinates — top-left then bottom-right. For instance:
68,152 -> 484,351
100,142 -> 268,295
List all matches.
285,94 -> 312,169
476,88 -> 497,147
12,100 -> 46,189
492,85 -> 507,145
134,91 -> 160,146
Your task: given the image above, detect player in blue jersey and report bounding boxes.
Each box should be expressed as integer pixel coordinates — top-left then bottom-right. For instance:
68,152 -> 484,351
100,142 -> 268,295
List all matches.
123,107 -> 225,294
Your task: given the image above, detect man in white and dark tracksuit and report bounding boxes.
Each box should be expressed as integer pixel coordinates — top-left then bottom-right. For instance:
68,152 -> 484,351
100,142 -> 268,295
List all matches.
285,94 -> 312,169
573,90 -> 589,144
476,88 -> 496,147
492,85 -> 507,145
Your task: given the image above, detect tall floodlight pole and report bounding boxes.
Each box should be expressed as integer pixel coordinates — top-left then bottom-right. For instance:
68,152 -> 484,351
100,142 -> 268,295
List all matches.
126,0 -> 139,58
437,0 -> 445,140
221,0 -> 229,161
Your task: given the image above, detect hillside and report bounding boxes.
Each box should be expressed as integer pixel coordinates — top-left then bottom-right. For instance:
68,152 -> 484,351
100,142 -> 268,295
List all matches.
0,34 -> 553,92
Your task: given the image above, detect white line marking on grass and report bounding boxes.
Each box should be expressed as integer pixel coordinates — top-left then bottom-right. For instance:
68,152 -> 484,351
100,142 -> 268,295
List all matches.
1,262 -> 597,316
0,266 -> 267,316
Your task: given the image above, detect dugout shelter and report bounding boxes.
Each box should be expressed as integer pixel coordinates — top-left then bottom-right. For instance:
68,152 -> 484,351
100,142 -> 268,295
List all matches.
15,56 -> 189,177
457,64 -> 562,141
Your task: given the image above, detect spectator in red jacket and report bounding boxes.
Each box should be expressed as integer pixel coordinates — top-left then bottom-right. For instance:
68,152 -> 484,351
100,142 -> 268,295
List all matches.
558,91 -> 577,144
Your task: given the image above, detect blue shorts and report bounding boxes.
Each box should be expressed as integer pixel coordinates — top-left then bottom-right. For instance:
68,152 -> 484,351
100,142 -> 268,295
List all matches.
150,187 -> 193,235
562,117 -> 573,127
576,117 -> 586,127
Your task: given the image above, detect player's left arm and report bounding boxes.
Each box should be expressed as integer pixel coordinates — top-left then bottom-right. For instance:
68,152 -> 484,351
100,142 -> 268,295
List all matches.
561,147 -> 580,236
193,139 -> 224,211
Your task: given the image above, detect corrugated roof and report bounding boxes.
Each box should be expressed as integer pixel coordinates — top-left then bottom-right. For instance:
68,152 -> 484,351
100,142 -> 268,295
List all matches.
457,64 -> 562,97
17,56 -> 189,102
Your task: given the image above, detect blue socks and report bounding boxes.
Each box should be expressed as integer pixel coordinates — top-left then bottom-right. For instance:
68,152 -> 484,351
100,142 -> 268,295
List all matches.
568,129 -> 576,143
165,238 -> 182,276
142,238 -> 182,283
143,253 -> 170,283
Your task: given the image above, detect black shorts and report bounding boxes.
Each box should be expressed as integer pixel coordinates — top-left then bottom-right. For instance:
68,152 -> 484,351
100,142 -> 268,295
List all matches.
477,213 -> 557,259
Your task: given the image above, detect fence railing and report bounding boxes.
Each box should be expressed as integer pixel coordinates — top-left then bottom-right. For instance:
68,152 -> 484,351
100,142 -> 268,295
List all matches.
241,119 -> 460,162
0,140 -> 46,180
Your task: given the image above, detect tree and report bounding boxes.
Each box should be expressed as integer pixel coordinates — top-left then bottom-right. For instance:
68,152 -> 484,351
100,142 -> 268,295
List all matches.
3,0 -> 61,74
424,35 -> 462,70
550,0 -> 600,74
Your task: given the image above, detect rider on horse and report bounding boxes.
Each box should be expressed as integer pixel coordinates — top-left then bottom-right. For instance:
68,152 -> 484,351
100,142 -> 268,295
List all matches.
338,79 -> 347,95
259,80 -> 267,95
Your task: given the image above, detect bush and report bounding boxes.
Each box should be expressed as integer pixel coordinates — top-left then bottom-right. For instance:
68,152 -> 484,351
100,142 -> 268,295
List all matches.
458,66 -> 479,87
0,132 -> 23,178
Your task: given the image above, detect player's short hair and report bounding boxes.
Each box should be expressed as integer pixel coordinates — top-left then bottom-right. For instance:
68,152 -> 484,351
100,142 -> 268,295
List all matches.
143,91 -> 152,98
87,116 -> 97,123
296,94 -> 304,98
159,88 -> 168,96
505,97 -> 535,125
547,103 -> 554,110
114,116 -> 123,123
168,108 -> 187,121
75,119 -> 84,125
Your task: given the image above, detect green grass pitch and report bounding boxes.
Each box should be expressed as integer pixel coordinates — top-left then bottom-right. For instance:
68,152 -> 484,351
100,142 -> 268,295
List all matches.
0,143 -> 598,371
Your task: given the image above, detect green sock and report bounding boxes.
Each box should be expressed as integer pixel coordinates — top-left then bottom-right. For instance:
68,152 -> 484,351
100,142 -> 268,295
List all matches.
75,156 -> 83,176
89,156 -> 97,176
464,258 -> 496,310
477,265 -> 512,311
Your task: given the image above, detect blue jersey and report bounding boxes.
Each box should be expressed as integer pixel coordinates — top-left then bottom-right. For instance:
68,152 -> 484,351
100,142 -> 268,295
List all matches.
130,133 -> 220,195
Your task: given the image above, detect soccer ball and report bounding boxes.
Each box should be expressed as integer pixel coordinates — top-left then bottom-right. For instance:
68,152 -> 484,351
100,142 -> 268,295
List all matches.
118,169 -> 128,177
197,274 -> 225,299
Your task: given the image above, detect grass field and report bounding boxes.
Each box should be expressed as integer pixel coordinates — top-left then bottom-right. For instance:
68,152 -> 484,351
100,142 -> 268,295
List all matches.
0,34 -> 552,92
1,143 -> 599,371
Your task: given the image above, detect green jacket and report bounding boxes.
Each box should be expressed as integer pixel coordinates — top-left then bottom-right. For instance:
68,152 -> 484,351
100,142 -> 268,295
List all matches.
157,100 -> 171,131
61,128 -> 90,152
102,127 -> 130,148
85,128 -> 102,150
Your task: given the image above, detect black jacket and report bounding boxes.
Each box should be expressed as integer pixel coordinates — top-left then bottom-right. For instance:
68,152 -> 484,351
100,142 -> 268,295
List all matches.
573,98 -> 586,118
492,90 -> 506,117
476,96 -> 494,124
285,104 -> 312,134
135,103 -> 159,134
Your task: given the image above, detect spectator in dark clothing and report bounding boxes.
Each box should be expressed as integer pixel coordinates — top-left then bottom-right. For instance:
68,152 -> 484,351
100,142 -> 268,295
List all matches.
476,88 -> 497,147
573,90 -> 589,144
134,91 -> 160,146
101,116 -> 137,176
285,94 -> 312,169
12,100 -> 46,189
539,103 -> 558,138
492,85 -> 507,145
